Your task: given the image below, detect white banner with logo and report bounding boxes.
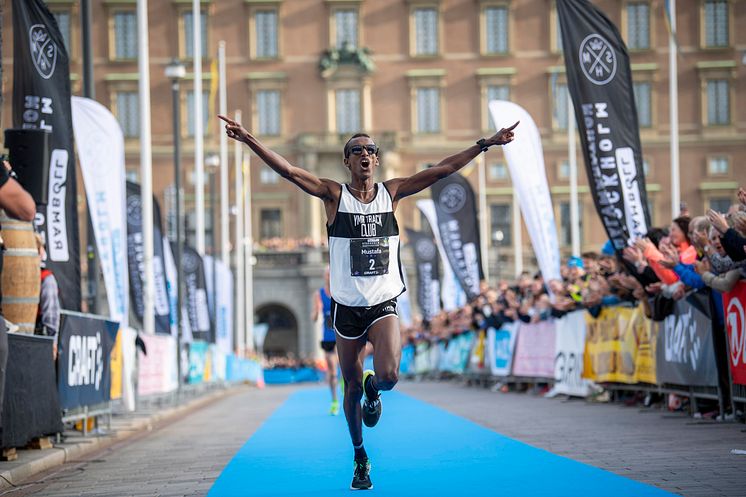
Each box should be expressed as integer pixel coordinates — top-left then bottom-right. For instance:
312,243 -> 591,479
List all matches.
488,101 -> 561,282
416,199 -> 467,311
71,96 -> 129,327
204,257 -> 234,354
550,311 -> 591,397
487,323 -> 519,377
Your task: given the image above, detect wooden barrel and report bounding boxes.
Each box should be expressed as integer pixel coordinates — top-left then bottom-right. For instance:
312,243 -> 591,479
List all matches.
0,215 -> 40,333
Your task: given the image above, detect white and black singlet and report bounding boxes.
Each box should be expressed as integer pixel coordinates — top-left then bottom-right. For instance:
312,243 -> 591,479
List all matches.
327,183 -> 406,338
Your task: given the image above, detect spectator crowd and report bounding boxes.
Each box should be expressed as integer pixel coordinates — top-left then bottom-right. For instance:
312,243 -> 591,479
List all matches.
402,187 -> 746,344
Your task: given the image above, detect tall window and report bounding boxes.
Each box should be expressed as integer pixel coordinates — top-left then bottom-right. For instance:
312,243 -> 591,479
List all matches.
255,10 -> 279,58
183,10 -> 208,59
186,90 -> 210,137
256,90 -> 281,136
633,81 -> 652,127
487,84 -> 510,104
52,11 -> 72,53
335,9 -> 358,49
552,80 -> 569,130
560,201 -> 583,247
490,204 -> 512,245
414,8 -> 438,55
113,11 -> 138,59
706,79 -> 730,125
336,89 -> 361,134
626,2 -> 650,50
260,209 -> 283,239
485,6 -> 509,54
704,0 -> 729,47
558,160 -> 570,180
708,157 -> 729,175
416,87 -> 440,133
710,197 -> 731,213
116,92 -> 139,138
489,162 -> 508,181
260,166 -> 279,184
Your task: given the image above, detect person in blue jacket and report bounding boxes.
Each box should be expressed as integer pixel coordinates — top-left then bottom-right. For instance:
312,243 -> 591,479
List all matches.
312,267 -> 340,416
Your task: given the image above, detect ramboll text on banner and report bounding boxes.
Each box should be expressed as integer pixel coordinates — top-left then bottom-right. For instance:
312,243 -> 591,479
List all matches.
12,0 -> 81,310
557,0 -> 651,250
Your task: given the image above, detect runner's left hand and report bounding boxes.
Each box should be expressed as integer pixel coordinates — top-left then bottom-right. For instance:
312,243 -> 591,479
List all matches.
489,121 -> 519,146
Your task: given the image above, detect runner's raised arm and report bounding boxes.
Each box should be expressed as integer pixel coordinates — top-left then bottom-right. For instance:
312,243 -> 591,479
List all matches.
219,114 -> 337,201
385,121 -> 519,202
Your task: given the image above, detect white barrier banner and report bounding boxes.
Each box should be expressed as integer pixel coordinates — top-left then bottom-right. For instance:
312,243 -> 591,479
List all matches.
489,101 -> 561,282
137,334 -> 178,396
204,257 -> 234,354
415,342 -> 430,374
512,320 -> 556,378
71,96 -> 128,326
488,323 -> 519,377
551,311 -> 591,397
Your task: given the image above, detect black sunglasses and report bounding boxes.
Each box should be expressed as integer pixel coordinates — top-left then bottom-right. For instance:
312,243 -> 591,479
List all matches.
347,144 -> 378,157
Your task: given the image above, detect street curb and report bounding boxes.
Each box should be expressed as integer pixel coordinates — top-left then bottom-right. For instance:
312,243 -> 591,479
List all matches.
0,385 -> 243,490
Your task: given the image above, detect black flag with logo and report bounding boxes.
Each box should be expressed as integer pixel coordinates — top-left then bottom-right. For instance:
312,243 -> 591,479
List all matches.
431,173 -> 484,301
406,228 -> 441,322
12,0 -> 81,310
557,0 -> 651,251
126,182 -> 171,334
180,244 -> 212,342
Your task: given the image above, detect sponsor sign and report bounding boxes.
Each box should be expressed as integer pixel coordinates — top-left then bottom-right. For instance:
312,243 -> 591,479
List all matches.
57,312 -> 119,409
488,323 -> 519,377
723,282 -> 746,385
553,311 -> 591,396
655,299 -> 718,387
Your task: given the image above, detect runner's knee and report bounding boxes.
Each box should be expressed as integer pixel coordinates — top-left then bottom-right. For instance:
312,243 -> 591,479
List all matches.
375,370 -> 398,391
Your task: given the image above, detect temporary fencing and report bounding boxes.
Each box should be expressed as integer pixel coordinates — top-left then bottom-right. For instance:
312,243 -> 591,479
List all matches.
2,310 -> 265,451
400,294 -> 745,416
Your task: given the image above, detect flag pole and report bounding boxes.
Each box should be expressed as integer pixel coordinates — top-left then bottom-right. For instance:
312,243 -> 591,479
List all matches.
193,0 -> 205,255
568,93 -> 580,257
218,41 -> 229,266
137,0 -> 154,334
477,155 -> 490,283
234,110 -> 245,356
668,0 -> 680,217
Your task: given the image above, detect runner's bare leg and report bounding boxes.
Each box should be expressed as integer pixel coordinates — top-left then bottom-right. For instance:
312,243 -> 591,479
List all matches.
337,336 -> 368,445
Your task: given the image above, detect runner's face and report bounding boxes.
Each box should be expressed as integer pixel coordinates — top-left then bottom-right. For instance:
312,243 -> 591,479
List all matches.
344,137 -> 378,180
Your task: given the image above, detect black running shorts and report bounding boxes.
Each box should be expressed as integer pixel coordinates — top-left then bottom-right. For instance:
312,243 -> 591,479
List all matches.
320,340 -> 336,352
331,298 -> 398,340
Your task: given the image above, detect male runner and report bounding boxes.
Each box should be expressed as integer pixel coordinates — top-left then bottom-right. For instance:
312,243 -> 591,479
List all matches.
219,114 -> 517,490
311,267 -> 340,415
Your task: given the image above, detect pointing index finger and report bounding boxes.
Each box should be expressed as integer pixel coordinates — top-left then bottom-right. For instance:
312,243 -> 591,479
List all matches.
506,121 -> 520,131
218,114 -> 235,125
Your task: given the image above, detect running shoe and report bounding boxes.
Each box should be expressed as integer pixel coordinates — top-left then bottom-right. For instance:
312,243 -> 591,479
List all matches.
361,370 -> 381,427
350,458 -> 372,490
329,399 -> 340,416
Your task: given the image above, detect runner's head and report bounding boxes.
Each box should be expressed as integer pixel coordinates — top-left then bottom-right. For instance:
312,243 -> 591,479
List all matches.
343,133 -> 379,180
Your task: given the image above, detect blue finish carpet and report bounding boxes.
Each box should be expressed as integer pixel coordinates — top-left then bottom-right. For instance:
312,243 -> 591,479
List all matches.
208,388 -> 676,496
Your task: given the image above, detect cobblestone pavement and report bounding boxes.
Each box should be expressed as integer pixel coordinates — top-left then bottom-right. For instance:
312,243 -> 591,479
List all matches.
2,385 -> 294,497
4,381 -> 745,497
399,381 -> 746,497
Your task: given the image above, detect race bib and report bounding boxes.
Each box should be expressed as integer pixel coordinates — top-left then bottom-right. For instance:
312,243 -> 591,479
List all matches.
350,238 -> 390,277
